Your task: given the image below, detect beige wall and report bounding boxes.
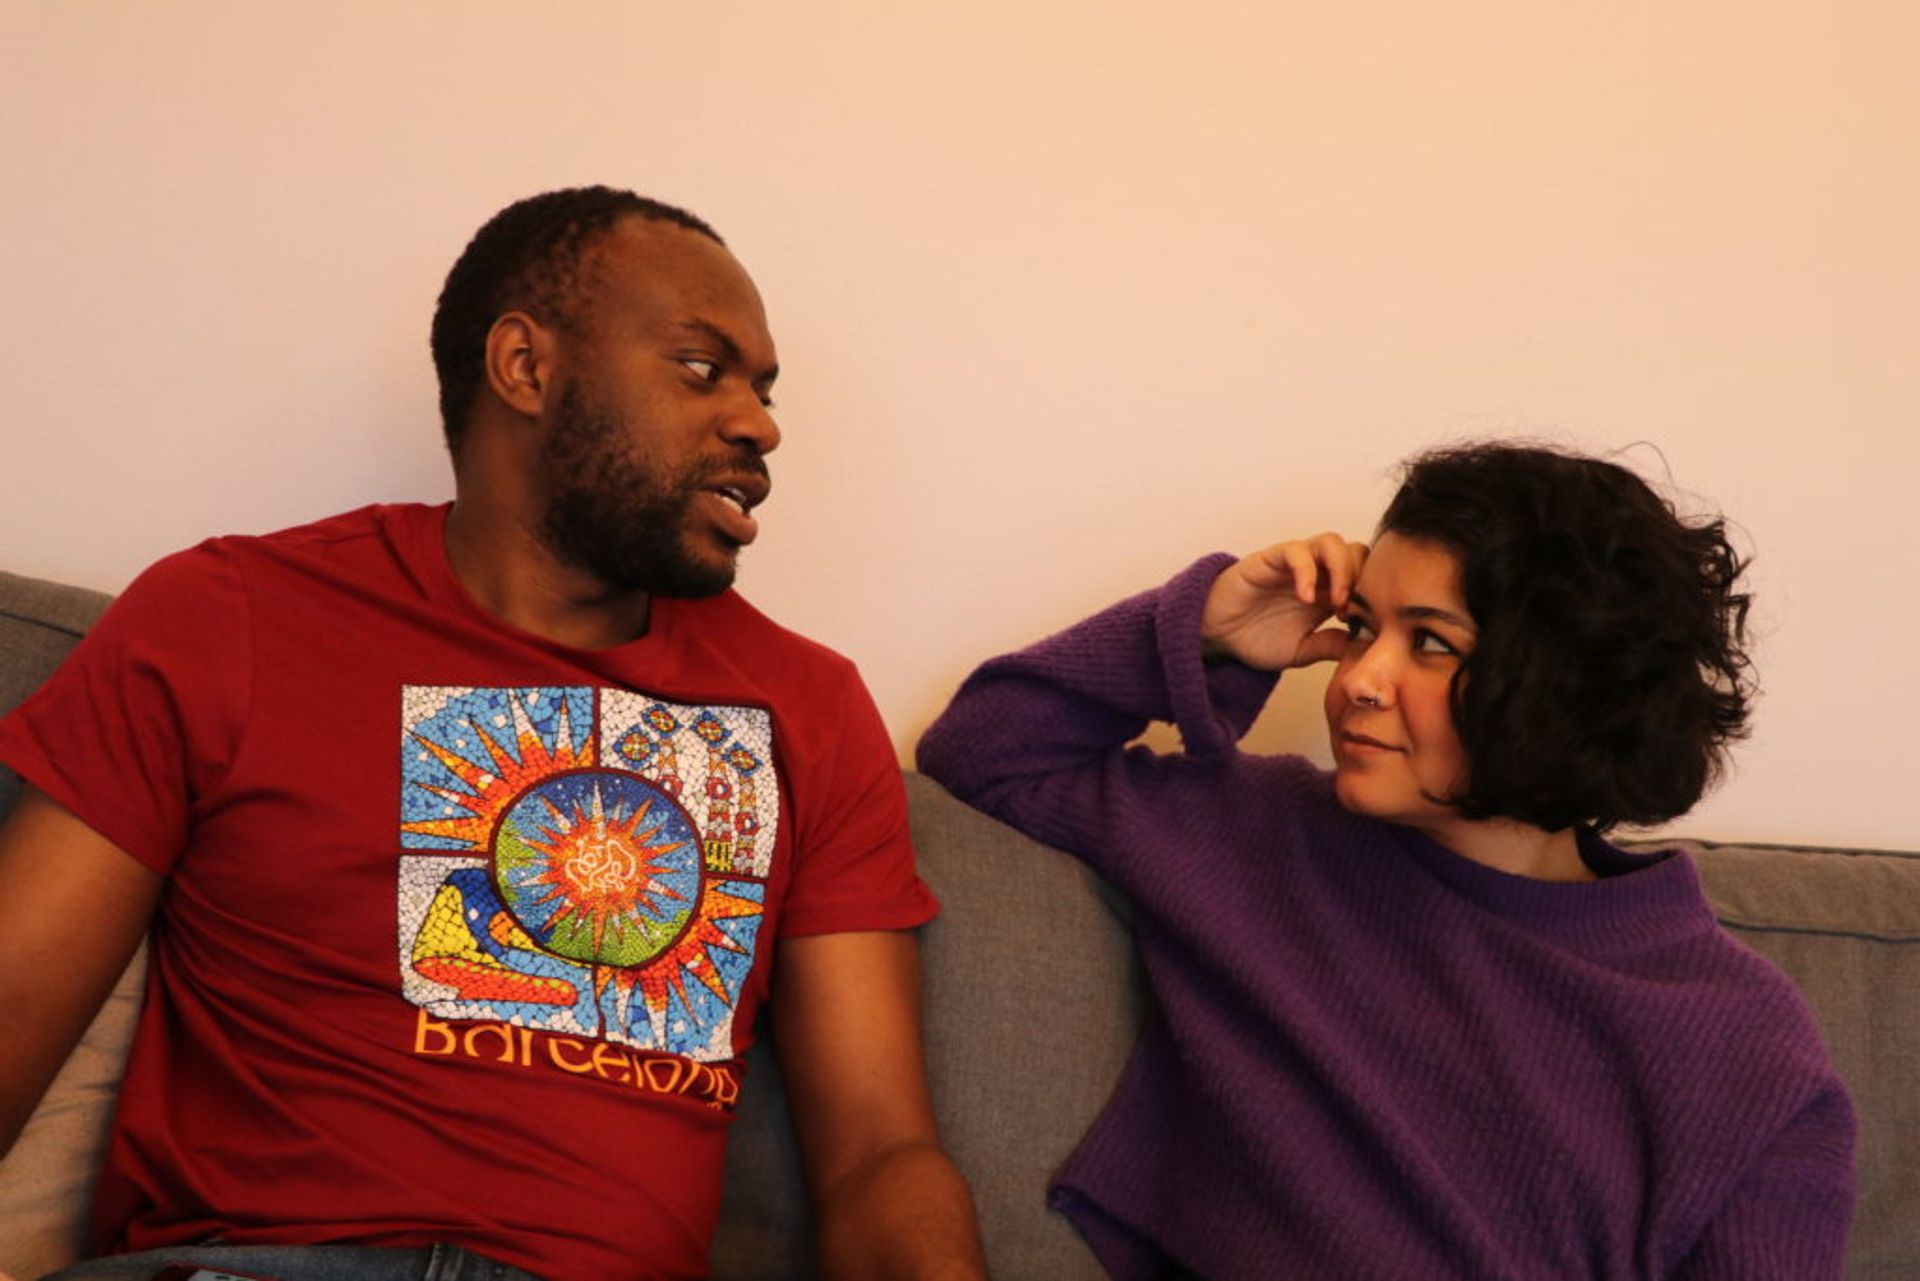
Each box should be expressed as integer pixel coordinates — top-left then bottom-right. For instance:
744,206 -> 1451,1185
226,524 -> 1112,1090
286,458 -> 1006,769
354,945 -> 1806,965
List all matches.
3,2 -> 1914,849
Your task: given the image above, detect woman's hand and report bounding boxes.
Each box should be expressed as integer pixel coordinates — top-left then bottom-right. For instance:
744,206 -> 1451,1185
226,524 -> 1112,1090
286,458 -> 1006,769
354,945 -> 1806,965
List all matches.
1201,534 -> 1368,671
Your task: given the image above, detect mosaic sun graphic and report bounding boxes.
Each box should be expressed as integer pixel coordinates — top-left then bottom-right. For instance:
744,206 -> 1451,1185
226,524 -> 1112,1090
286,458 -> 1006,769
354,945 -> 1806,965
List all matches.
513,779 -> 692,964
397,685 -> 779,1061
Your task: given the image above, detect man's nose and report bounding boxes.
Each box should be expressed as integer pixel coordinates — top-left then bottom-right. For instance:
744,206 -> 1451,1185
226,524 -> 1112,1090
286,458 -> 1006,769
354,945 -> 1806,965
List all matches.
722,395 -> 781,455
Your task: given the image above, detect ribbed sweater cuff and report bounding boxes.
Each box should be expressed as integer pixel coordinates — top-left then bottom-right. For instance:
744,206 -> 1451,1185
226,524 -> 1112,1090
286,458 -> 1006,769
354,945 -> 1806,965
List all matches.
1156,553 -> 1280,757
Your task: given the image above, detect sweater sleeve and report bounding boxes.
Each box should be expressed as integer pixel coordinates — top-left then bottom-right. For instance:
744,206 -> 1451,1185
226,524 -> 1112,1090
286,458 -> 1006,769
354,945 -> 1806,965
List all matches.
1669,1081 -> 1856,1280
915,554 -> 1279,868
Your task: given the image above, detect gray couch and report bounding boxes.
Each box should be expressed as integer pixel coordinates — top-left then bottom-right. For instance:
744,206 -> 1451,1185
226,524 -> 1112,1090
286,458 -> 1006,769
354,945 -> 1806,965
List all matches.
1,567 -> 1915,1281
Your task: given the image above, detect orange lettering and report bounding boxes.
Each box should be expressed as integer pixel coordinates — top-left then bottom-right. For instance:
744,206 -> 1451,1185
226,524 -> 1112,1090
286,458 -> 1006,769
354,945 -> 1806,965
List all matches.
641,1056 -> 685,1095
590,1042 -> 632,1084
709,1065 -> 740,1110
413,1009 -> 456,1056
462,1021 -> 518,1064
547,1037 -> 595,1074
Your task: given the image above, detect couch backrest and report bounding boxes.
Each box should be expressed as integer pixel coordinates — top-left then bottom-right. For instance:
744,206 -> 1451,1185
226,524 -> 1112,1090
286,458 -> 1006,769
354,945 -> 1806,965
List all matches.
0,570 -> 112,819
0,571 -> 122,1278
2,568 -> 1915,1281
1682,840 -> 1920,1281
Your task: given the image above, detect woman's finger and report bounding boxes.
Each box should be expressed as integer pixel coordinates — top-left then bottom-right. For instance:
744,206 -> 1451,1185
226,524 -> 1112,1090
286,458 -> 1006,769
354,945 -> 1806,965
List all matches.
1292,625 -> 1350,669
1281,541 -> 1321,604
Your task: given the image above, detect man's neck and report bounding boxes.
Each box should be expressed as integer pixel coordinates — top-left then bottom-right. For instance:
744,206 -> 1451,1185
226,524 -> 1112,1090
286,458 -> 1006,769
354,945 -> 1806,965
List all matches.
443,498 -> 652,651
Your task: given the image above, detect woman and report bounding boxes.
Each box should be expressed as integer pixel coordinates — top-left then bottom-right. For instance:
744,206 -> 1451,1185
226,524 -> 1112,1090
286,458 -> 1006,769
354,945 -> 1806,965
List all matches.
917,443 -> 1853,1280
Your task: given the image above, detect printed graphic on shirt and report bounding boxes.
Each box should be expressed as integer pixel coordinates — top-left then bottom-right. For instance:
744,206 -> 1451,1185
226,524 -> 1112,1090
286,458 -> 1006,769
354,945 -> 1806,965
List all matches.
397,686 -> 777,1064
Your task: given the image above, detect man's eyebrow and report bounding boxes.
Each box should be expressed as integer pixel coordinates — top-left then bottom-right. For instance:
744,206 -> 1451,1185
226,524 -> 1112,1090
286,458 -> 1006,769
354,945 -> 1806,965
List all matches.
672,319 -> 779,385
672,319 -> 740,359
1347,590 -> 1474,631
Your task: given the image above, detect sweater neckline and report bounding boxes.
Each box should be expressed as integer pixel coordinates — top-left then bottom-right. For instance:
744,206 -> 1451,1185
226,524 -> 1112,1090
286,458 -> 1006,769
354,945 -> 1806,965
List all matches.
1386,819 -> 1716,956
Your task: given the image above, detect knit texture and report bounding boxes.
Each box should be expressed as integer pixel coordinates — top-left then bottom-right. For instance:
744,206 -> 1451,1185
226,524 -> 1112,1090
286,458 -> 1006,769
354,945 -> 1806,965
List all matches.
918,555 -> 1854,1280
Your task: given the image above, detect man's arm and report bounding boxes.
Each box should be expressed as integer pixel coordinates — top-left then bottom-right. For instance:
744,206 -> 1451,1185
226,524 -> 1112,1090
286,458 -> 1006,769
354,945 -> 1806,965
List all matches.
0,785 -> 161,1157
773,930 -> 985,1281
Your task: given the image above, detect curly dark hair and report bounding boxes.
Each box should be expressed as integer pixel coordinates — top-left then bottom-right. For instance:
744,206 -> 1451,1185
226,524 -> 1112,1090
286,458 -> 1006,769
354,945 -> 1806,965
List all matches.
429,186 -> 723,451
1378,443 -> 1754,832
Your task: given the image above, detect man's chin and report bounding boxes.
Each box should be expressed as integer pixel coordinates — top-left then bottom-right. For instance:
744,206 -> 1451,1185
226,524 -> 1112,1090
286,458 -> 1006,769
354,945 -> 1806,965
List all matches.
558,548 -> 735,600
659,568 -> 737,600
541,506 -> 743,599
635,545 -> 741,600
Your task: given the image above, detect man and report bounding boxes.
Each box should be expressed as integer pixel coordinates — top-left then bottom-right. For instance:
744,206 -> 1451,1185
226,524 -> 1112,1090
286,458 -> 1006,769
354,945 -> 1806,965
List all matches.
0,187 -> 985,1281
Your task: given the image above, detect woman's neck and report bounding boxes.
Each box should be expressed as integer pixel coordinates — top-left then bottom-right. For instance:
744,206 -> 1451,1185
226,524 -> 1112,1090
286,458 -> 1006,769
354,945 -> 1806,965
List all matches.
1417,815 -> 1594,882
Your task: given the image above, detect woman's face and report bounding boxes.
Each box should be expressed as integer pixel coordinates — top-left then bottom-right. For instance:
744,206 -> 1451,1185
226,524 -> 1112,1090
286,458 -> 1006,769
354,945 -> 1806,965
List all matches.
1322,532 -> 1477,832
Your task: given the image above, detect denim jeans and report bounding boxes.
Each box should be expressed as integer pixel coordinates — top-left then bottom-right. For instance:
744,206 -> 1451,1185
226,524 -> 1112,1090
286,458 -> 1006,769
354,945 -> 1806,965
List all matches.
38,1243 -> 547,1281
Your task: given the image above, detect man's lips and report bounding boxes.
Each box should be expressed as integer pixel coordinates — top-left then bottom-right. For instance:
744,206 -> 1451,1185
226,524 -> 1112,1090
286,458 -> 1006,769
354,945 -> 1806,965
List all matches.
708,483 -> 763,516
701,471 -> 771,545
696,456 -> 771,511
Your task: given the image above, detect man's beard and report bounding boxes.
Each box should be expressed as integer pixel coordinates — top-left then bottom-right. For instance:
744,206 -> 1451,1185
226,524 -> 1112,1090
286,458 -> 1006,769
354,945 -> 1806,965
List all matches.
537,383 -> 760,599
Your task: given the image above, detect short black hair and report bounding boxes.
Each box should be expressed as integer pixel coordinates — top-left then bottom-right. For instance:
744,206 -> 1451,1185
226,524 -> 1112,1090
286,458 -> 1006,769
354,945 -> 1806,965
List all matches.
429,186 -> 723,451
1379,442 -> 1754,832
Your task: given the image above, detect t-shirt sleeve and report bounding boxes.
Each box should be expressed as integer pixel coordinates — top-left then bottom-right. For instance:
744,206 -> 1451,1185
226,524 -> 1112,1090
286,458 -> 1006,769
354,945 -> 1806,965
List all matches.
775,664 -> 937,938
0,545 -> 249,874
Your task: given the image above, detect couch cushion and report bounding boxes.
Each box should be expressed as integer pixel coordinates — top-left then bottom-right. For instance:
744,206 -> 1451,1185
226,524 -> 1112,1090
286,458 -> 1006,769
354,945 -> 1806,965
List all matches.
1685,841 -> 1920,1281
709,1035 -> 812,1279
905,773 -> 1141,1281
686,775 -> 1147,1281
0,569 -> 121,1280
0,570 -> 113,820
0,946 -> 145,1280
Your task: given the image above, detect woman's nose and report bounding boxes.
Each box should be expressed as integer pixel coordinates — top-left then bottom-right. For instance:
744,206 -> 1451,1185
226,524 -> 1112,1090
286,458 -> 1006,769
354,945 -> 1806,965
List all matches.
1342,649 -> 1397,709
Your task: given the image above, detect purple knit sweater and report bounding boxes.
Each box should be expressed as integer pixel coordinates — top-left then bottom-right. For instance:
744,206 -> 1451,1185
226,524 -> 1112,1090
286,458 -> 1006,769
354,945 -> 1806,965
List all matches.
917,556 -> 1854,1280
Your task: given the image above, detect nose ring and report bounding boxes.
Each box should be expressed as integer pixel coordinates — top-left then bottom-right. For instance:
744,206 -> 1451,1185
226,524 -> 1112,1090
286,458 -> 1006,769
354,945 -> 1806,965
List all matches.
1355,692 -> 1382,709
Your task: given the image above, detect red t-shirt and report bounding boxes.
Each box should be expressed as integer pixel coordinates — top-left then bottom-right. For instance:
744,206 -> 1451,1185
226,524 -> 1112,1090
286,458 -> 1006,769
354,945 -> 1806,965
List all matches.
0,504 -> 937,1281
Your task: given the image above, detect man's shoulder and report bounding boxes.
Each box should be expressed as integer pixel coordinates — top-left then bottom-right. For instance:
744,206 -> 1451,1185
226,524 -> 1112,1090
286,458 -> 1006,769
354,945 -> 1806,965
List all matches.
673,588 -> 861,680
226,502 -> 433,559
149,503 -> 439,597
94,505 -> 439,642
132,503 -> 427,574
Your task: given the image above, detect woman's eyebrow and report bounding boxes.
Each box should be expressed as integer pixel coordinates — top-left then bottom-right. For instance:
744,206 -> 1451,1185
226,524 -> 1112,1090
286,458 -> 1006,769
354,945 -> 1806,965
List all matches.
1347,591 -> 1472,630
1404,604 -> 1476,631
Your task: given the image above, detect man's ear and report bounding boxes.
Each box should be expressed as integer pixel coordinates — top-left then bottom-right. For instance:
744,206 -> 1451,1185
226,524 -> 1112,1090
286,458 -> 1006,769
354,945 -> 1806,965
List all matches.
483,311 -> 557,417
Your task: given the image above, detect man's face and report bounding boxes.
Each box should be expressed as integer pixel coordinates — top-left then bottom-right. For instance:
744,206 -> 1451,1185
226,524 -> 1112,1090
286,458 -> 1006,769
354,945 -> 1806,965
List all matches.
537,219 -> 781,599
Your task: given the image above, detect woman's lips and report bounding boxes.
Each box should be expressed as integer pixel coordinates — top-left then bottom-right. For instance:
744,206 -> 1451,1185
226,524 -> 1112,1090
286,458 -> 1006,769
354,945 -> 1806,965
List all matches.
1340,730 -> 1404,753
